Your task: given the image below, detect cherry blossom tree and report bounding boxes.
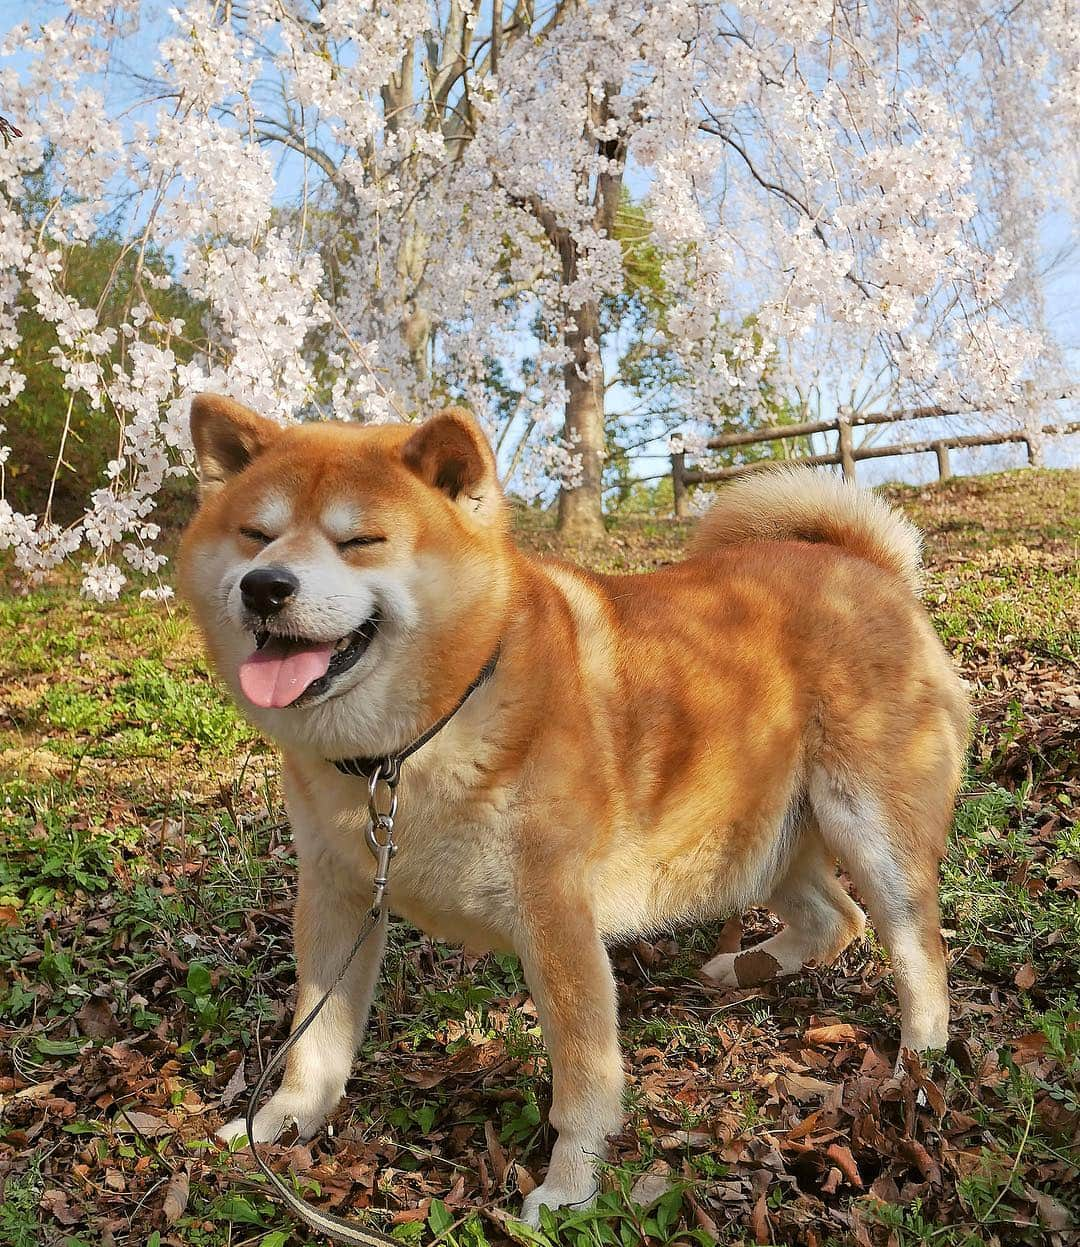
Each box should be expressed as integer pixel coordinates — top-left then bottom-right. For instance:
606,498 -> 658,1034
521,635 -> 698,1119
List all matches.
0,1 -> 1076,593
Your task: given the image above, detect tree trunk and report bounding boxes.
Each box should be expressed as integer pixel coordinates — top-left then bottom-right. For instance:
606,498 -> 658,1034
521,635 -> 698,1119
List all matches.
557,299 -> 607,541
553,81 -> 625,541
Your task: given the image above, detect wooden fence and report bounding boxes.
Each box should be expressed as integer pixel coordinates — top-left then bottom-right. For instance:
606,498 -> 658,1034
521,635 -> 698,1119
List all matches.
670,400 -> 1080,518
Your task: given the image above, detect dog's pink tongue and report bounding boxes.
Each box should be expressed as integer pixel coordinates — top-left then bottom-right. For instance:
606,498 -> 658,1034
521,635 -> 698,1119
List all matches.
238,641 -> 334,708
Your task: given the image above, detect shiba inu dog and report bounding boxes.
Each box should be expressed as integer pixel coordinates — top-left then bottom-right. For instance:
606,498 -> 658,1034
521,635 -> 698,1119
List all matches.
179,394 -> 969,1226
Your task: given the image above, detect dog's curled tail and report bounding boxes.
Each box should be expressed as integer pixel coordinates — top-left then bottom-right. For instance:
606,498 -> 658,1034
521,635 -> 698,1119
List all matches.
690,465 -> 923,593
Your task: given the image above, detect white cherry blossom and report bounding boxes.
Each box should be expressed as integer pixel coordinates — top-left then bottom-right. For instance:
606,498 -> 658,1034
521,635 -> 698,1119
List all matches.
0,1 -> 1075,594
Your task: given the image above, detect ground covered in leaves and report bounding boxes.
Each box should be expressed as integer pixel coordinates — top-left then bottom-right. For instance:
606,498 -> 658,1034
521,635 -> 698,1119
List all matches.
1,469 -> 1078,1247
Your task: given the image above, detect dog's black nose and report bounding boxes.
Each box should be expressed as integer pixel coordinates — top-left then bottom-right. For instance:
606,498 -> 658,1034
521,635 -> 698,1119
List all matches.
240,566 -> 299,617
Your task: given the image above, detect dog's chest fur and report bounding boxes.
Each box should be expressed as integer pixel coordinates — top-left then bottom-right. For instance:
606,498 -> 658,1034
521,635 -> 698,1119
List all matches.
286,755 -> 523,952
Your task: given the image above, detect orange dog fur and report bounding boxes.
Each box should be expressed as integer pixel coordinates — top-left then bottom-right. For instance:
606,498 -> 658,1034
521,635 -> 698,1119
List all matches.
179,395 -> 970,1224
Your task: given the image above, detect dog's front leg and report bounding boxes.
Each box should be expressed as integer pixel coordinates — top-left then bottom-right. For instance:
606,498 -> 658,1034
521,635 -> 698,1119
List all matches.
517,891 -> 625,1227
217,867 -> 387,1146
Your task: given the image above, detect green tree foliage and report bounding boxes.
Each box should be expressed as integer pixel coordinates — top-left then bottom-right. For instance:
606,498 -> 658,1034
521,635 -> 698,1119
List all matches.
7,161 -> 202,523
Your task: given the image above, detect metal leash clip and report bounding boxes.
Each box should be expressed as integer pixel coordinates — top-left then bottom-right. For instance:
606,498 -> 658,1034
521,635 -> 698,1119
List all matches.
365,758 -> 399,910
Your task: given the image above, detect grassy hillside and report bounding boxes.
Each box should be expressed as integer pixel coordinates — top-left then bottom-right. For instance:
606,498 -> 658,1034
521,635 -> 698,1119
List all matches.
1,469 -> 1077,1247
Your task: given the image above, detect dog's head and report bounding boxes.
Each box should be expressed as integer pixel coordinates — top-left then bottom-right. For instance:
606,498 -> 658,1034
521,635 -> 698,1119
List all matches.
178,395 -> 511,758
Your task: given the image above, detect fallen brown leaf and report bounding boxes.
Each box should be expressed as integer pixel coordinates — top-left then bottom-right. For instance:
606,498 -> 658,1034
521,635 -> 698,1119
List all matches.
869,1174 -> 900,1204
484,1119 -> 508,1183
688,1194 -> 719,1237
510,1161 -> 536,1197
390,1202 -> 431,1225
804,1024 -> 858,1045
115,1109 -> 174,1137
1014,962 -> 1037,990
820,1165 -> 843,1195
40,1189 -> 80,1226
1026,1185 -> 1071,1231
76,997 -> 121,1040
825,1143 -> 863,1188
220,1061 -> 246,1108
780,1071 -> 836,1101
750,1192 -> 770,1244
655,1128 -> 712,1149
712,915 -> 744,956
899,1138 -> 943,1185
630,1161 -> 672,1207
161,1167 -> 190,1225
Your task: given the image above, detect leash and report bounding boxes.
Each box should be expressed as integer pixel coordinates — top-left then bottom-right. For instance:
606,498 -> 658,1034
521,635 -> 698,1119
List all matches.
238,647 -> 501,1244
244,903 -> 394,1245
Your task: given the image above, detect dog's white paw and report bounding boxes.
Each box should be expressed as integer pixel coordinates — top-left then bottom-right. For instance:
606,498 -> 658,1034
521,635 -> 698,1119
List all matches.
703,946 -> 786,988
520,1178 -> 598,1228
700,951 -> 740,987
216,1091 -> 333,1147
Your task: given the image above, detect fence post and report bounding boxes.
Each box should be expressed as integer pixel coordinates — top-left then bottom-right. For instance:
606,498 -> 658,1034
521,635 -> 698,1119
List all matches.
672,452 -> 688,519
837,413 -> 855,482
935,443 -> 951,481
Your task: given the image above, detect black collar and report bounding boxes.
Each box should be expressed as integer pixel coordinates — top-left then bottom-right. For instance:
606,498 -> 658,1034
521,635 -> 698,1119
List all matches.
331,646 -> 501,784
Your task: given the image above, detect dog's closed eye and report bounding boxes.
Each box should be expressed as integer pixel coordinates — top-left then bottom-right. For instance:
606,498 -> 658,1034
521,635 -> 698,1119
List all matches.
337,535 -> 387,551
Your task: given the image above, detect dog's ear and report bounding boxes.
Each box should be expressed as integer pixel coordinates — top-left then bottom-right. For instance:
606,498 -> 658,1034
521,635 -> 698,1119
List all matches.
402,407 -> 502,523
189,394 -> 280,495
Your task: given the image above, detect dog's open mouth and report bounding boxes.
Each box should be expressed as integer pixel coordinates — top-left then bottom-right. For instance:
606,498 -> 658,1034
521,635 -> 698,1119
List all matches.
237,611 -> 380,709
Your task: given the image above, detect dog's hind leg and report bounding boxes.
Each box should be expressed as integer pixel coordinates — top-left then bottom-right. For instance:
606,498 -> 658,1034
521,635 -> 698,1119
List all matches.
702,824 -> 866,988
808,766 -> 950,1052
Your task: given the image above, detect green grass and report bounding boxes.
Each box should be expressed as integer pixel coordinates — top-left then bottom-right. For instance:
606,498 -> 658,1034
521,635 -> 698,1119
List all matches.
1,469 -> 1078,1247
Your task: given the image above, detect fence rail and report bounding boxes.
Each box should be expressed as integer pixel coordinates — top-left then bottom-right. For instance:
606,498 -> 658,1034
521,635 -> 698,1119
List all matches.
670,397 -> 1079,518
